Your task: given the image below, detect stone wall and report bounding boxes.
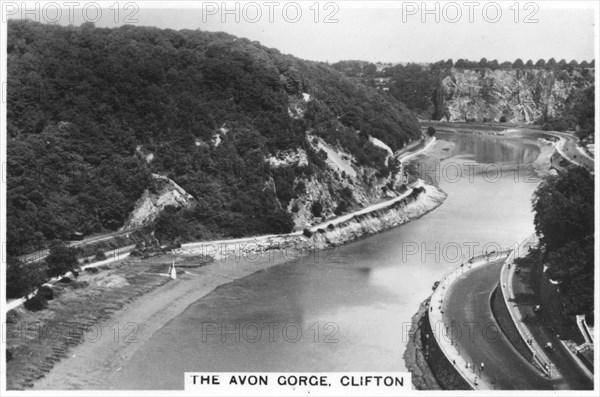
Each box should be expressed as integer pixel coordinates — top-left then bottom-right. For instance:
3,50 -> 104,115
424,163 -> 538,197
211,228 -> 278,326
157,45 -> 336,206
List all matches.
421,310 -> 472,390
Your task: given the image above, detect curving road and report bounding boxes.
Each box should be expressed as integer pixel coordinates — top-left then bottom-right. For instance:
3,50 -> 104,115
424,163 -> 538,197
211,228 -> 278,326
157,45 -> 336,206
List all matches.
544,130 -> 594,173
443,260 -> 555,390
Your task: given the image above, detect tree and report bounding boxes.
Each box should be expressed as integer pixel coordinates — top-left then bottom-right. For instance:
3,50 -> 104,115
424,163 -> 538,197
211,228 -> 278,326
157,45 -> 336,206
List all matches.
6,256 -> 47,299
455,58 -> 468,68
534,59 -> 546,68
478,57 -> 488,68
525,59 -> 534,67
558,59 -> 567,69
487,59 -> 499,69
532,166 -> 594,315
532,166 -> 593,251
426,126 -> 436,136
45,242 -> 79,278
512,58 -> 524,68
546,58 -> 557,69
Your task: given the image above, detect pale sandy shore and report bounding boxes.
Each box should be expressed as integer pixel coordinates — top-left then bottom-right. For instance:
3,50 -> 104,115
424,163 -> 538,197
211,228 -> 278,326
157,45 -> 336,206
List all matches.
32,253 -> 291,390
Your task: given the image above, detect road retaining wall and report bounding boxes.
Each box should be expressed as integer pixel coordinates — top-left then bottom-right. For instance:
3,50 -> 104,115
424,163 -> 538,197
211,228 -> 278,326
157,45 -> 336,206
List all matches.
421,307 -> 472,390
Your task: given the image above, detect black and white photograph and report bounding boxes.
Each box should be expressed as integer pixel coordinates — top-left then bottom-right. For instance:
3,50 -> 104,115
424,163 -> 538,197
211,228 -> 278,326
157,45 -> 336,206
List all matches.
0,1 -> 598,394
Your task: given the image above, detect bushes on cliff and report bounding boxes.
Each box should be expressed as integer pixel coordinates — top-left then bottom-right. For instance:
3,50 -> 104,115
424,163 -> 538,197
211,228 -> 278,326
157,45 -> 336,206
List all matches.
334,201 -> 348,216
311,201 -> 323,217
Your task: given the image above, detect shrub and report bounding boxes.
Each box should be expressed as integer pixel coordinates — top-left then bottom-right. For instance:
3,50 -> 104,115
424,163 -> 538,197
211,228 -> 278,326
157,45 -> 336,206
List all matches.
303,228 -> 313,238
70,281 -> 90,289
291,203 -> 299,213
58,277 -> 72,284
426,126 -> 436,136
7,350 -> 13,362
6,310 -> 21,324
95,250 -> 106,260
38,285 -> 54,301
24,293 -> 48,312
45,243 -> 79,278
84,267 -> 100,274
499,115 -> 507,122
294,181 -> 306,195
334,201 -> 348,216
327,223 -> 335,230
317,228 -> 326,234
311,201 -> 323,217
410,187 -> 426,199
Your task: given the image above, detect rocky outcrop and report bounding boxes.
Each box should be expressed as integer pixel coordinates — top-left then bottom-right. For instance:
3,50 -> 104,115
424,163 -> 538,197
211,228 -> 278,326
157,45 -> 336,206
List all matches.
440,68 -> 594,123
122,175 -> 194,229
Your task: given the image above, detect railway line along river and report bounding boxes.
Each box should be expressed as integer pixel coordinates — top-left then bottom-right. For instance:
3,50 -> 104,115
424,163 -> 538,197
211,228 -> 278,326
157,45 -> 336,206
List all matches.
108,131 -> 546,389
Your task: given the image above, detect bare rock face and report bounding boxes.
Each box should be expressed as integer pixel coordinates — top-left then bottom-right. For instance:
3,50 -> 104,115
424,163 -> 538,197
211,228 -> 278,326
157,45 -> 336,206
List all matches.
440,68 -> 594,123
122,175 -> 194,229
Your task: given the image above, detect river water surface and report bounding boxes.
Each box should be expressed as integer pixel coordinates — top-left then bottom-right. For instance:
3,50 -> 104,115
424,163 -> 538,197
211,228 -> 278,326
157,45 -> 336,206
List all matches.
112,132 -> 543,389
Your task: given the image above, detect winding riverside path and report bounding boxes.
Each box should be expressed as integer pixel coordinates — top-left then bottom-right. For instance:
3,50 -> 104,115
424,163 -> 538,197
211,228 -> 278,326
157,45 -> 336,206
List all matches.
443,260 -> 554,390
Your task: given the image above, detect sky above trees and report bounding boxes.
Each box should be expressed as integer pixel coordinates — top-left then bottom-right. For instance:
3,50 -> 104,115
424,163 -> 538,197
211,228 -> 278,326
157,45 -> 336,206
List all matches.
9,1 -> 595,63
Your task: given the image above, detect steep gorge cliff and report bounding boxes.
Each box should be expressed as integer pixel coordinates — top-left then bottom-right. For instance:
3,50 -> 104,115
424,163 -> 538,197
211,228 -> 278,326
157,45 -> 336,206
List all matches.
439,68 -> 594,124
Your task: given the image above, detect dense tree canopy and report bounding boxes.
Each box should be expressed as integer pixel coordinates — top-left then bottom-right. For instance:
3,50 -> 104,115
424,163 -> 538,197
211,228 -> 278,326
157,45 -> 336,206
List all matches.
7,20 -> 420,255
532,166 -> 594,315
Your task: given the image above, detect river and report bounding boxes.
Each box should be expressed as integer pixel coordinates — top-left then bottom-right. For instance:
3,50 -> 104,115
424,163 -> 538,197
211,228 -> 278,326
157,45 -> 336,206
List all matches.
111,131 -> 544,389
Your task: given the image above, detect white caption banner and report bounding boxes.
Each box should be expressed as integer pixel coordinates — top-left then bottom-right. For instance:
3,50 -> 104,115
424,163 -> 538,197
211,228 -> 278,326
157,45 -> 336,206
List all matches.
184,372 -> 412,396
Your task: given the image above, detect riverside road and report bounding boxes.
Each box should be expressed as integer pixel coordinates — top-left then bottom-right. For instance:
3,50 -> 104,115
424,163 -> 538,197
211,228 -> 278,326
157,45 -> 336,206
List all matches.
443,260 -> 554,390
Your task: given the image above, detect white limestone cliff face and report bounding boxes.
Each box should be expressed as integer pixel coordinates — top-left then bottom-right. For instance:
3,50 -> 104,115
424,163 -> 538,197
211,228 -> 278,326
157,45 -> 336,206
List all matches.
122,175 -> 194,229
440,68 -> 594,123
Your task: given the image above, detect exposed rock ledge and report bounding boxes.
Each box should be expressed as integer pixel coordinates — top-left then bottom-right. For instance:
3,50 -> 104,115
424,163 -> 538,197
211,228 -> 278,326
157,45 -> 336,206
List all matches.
122,174 -> 194,229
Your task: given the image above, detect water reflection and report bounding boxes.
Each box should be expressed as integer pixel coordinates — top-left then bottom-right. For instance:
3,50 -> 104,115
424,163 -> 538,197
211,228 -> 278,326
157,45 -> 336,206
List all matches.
445,133 -> 540,164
